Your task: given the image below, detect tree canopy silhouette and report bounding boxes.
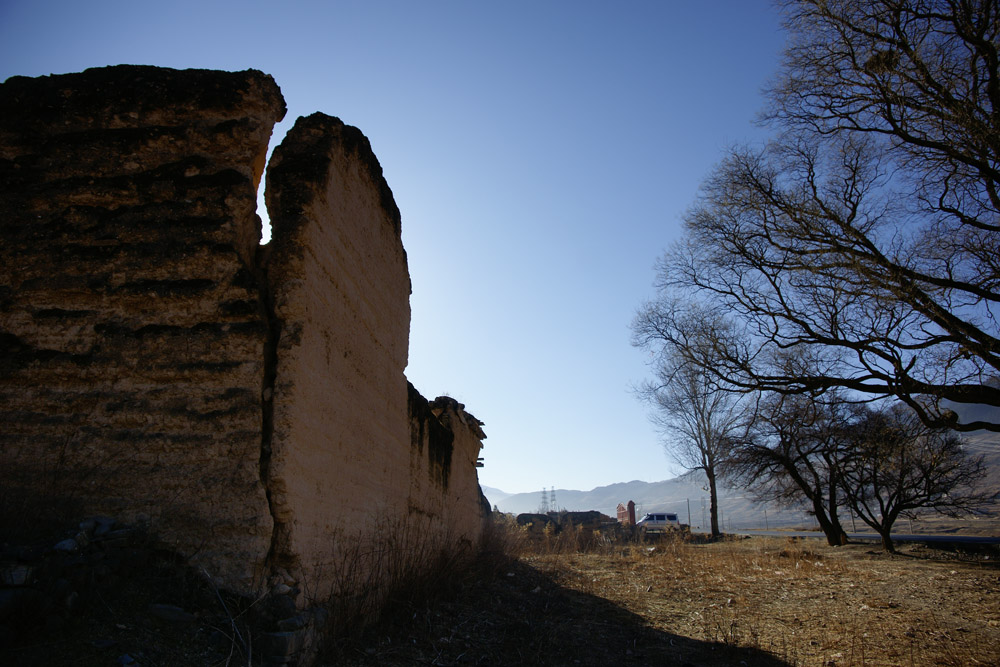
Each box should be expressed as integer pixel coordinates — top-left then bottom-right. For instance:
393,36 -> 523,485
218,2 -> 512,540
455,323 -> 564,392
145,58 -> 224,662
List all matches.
637,0 -> 1000,431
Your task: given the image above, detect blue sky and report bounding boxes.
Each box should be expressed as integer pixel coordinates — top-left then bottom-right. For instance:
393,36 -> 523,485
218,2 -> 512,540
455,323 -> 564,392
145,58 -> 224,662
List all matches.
1,1 -> 786,494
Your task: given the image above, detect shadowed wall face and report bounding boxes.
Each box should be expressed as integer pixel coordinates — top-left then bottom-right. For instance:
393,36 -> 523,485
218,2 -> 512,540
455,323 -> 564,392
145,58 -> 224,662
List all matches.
0,65 -> 486,599
0,66 -> 286,589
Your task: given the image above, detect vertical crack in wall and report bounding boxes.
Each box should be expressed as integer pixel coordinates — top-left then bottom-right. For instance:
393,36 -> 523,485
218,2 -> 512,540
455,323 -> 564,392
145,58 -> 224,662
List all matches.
256,241 -> 287,578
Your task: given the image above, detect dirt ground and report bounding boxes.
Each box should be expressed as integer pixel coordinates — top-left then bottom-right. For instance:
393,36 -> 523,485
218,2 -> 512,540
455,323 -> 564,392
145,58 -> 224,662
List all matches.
337,535 -> 1000,667
534,537 -> 1000,666
3,532 -> 998,666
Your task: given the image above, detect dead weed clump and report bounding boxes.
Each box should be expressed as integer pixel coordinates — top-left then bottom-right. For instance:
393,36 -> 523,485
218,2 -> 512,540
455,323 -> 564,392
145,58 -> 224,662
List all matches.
517,518 -> 608,555
315,519 -> 484,646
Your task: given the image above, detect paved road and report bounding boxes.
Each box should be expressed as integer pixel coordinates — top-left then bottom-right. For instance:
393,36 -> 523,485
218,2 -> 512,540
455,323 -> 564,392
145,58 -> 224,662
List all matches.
706,529 -> 1000,545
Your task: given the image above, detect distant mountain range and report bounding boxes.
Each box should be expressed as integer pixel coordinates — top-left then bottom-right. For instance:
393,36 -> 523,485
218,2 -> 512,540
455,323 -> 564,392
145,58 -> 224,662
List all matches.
482,474 -> 816,531
484,418 -> 1000,533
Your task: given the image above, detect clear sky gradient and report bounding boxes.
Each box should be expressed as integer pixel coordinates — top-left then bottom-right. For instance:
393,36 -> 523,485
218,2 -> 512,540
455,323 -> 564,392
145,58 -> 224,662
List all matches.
1,1 -> 787,494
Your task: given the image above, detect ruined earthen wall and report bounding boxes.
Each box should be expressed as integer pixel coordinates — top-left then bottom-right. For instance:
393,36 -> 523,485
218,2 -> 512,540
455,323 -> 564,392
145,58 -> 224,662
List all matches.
408,390 -> 488,547
0,66 -> 487,601
263,113 -> 415,591
0,66 -> 285,589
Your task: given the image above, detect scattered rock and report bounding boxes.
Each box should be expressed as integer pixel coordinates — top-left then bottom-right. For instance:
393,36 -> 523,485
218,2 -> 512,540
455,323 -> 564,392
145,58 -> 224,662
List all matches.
94,517 -> 117,537
148,603 -> 196,626
1,564 -> 33,586
259,630 -> 304,662
266,593 -> 297,619
53,538 -> 78,553
277,613 -> 308,631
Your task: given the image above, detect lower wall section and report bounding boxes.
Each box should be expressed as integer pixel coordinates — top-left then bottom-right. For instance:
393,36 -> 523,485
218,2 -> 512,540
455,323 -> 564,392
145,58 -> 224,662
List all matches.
408,386 -> 489,549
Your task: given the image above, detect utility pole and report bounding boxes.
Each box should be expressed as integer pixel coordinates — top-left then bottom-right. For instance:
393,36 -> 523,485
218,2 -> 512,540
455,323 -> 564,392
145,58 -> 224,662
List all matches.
686,498 -> 691,527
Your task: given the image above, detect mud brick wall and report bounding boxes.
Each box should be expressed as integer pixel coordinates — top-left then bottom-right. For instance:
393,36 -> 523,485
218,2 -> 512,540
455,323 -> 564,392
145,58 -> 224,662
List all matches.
263,112 -> 416,590
0,66 -> 284,589
0,65 -> 487,601
408,389 -> 489,545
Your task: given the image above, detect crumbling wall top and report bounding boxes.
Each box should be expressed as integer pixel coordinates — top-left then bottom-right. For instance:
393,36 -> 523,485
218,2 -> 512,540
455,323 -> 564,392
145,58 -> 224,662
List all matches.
431,396 -> 487,441
0,65 -> 285,133
266,112 -> 401,242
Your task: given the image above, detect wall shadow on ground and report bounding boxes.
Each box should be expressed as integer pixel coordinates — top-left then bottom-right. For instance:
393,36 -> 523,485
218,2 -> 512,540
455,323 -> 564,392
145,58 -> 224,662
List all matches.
335,559 -> 791,667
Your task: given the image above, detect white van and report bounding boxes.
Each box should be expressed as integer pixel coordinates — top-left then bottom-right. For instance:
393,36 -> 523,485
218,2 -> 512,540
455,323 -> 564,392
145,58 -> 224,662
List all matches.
635,512 -> 681,533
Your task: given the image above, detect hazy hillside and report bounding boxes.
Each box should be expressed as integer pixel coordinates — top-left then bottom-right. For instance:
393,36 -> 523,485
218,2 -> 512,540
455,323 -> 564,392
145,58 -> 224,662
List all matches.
485,417 -> 999,534
964,430 -> 1000,492
949,401 -> 1000,492
484,474 -> 816,531
481,486 -> 511,504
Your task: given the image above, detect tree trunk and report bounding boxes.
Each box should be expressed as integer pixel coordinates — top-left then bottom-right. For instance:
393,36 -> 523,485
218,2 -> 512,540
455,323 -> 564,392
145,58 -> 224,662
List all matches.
707,470 -> 721,538
811,495 -> 847,546
827,484 -> 849,545
814,511 -> 841,546
879,529 -> 896,554
877,511 -> 899,553
830,516 -> 849,545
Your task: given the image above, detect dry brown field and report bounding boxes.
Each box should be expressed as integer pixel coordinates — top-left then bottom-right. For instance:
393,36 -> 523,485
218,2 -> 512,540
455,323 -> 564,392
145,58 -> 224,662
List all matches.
340,532 -> 1000,667
4,525 -> 998,666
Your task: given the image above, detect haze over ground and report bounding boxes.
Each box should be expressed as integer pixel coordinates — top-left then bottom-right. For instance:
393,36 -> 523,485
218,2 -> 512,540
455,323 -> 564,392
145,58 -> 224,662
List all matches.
0,1 -> 788,493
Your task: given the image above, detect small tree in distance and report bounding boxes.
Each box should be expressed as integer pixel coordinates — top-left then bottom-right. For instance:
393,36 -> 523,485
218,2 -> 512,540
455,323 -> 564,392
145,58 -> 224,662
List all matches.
632,328 -> 753,538
837,403 -> 997,553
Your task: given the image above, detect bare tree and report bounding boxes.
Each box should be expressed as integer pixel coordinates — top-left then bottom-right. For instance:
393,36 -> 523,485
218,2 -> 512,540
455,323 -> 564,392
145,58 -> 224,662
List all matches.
648,0 -> 1000,432
633,315 -> 752,537
734,392 -> 852,546
837,402 -> 996,552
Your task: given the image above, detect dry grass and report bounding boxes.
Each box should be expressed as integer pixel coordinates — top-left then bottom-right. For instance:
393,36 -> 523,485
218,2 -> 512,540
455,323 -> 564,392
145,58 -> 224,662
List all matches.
316,520 -> 479,641
3,515 -> 997,666
525,535 -> 1000,666
338,525 -> 1000,666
